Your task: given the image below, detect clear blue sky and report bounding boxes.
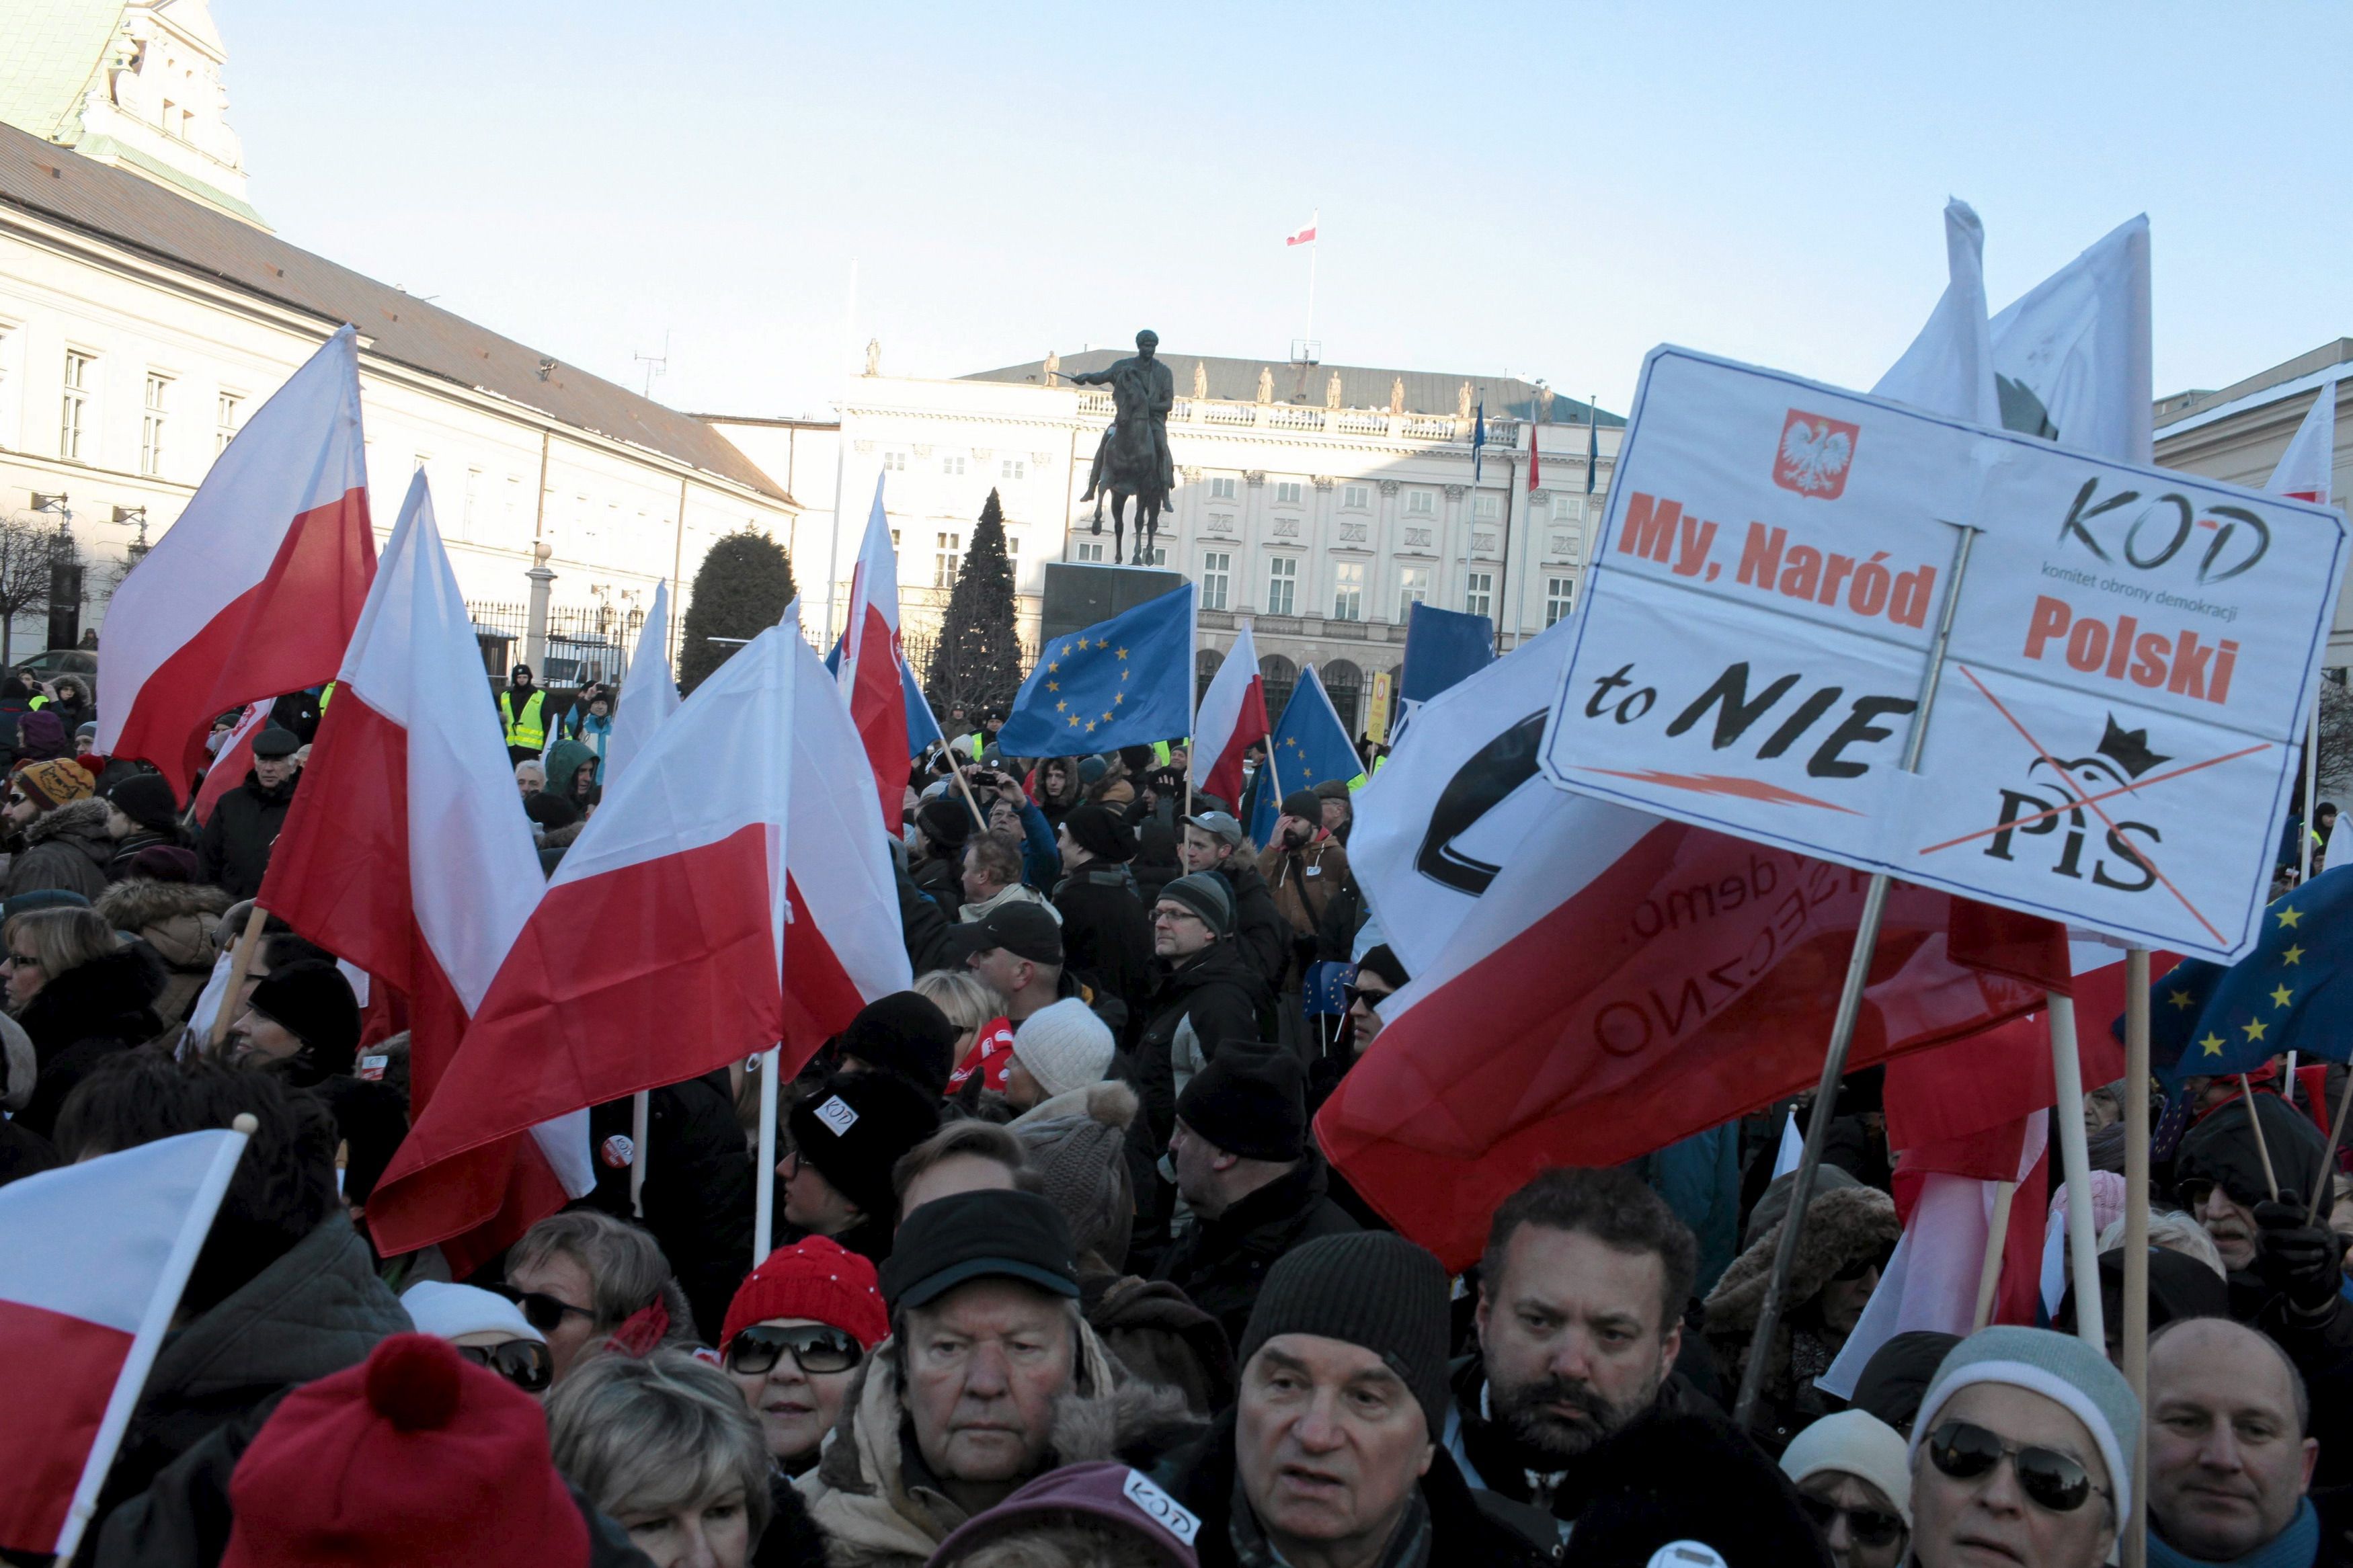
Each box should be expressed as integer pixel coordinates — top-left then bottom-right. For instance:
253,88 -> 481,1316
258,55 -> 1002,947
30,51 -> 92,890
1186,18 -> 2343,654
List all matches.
223,1 -> 2349,422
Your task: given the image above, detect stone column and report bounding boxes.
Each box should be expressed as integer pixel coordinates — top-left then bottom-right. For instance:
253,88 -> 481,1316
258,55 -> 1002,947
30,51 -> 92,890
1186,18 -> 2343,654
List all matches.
524,541 -> 557,673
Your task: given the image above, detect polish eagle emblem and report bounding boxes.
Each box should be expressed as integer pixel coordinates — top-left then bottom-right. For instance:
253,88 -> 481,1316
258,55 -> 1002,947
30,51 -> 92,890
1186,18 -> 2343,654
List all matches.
1772,409 -> 1860,499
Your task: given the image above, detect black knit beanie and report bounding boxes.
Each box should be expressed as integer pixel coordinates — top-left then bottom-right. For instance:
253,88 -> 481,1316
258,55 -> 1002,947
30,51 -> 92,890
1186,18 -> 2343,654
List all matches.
1174,1044 -> 1304,1160
787,1071 -> 942,1222
1062,803 -> 1136,864
106,772 -> 182,835
1238,1231 -> 1451,1440
837,991 -> 960,1099
247,960 -> 361,1076
916,796 -> 974,854
1279,789 -> 1322,824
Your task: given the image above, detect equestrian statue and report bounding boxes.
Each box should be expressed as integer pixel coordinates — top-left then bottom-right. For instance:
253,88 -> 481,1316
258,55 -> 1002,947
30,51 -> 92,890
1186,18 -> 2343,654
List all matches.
1071,329 -> 1174,565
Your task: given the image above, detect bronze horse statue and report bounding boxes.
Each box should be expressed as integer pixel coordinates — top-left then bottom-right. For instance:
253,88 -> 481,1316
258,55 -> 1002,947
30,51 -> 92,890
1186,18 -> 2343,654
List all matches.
1070,332 -> 1174,566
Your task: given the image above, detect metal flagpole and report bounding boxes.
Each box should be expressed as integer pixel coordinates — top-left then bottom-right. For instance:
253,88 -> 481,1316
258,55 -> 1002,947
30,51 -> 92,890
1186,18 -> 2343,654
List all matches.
2122,948 -> 2152,1568
1732,523 -> 1979,1430
2303,692 -> 2320,882
753,1046 -> 781,1264
823,259 -> 859,649
1304,209 -> 1318,352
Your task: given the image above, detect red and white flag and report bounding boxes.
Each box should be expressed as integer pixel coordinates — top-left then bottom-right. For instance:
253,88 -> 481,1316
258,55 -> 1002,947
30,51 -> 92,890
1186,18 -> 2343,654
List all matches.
259,473 -> 590,1272
0,1128 -> 249,1559
375,605 -> 911,1248
1191,620 -> 1269,811
839,477 -> 910,835
191,702 -> 270,825
606,578 -> 681,788
1285,219 -> 1317,247
2270,386 -> 2337,505
97,326 -> 376,794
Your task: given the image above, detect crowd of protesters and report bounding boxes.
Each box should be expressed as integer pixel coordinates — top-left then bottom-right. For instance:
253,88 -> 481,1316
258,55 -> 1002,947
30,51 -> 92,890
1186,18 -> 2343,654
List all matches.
5,662 -> 2353,1568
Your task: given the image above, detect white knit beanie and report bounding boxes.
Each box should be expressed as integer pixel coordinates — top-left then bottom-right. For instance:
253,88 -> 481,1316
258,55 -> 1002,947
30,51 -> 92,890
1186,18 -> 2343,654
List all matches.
1909,1325 -> 2139,1519
399,1281 -> 545,1346
1011,998 -> 1116,1101
1781,1409 -> 1913,1524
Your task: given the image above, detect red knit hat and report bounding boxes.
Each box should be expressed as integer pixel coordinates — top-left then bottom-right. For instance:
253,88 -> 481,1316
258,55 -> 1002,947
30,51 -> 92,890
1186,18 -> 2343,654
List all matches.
721,1234 -> 889,1350
222,1333 -> 588,1568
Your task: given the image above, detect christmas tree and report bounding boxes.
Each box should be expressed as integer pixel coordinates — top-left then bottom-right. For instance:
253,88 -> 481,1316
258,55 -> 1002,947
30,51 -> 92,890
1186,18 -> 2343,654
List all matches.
926,489 -> 1024,721
678,528 -> 796,693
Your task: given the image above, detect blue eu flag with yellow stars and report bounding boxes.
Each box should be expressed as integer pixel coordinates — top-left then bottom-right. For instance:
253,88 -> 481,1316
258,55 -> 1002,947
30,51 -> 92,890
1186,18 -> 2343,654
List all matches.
2131,865 -> 2353,1085
996,583 -> 1195,758
1246,663 -> 1369,845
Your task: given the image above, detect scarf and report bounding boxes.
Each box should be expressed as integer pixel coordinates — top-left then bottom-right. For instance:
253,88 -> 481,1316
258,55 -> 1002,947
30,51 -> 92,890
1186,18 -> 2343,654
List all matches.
2148,1499 -> 2319,1568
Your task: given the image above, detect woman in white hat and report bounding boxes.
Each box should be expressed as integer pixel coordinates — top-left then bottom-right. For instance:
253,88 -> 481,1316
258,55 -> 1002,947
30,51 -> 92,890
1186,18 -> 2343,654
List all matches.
1780,1408 -> 1910,1568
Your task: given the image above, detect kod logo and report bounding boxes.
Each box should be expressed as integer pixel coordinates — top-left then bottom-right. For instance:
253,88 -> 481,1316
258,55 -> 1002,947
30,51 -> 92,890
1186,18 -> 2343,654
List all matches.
1773,409 -> 1860,499
2056,477 -> 2270,583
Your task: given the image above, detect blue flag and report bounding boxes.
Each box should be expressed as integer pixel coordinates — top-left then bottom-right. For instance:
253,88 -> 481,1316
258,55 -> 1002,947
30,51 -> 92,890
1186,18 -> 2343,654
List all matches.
1248,663 -> 1367,846
1471,401 -> 1486,485
825,635 -> 945,756
997,583 -> 1195,757
2125,866 -> 2353,1085
1585,405 -> 1599,495
1398,603 -> 1496,704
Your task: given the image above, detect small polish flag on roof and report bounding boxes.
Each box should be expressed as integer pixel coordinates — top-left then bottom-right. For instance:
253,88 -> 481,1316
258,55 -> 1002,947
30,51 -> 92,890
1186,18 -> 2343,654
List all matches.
1285,220 -> 1317,247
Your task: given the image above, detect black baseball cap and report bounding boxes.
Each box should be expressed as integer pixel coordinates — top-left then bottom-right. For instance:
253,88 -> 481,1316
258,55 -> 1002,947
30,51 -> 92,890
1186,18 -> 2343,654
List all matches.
943,901 -> 1064,966
880,1189 -> 1080,1311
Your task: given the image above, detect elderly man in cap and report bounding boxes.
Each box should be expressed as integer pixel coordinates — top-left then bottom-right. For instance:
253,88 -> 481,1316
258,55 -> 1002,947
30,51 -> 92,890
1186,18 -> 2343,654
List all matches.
1179,810 -> 1287,995
1156,1231 -> 1552,1568
797,1188 -> 1179,1567
1,757 -> 108,900
1152,1046 -> 1356,1348
198,727 -> 301,899
1052,802 -> 1155,1016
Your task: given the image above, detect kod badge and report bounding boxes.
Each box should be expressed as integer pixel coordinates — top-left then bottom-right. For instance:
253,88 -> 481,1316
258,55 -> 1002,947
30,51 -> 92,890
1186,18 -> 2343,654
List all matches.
598,1134 -> 636,1169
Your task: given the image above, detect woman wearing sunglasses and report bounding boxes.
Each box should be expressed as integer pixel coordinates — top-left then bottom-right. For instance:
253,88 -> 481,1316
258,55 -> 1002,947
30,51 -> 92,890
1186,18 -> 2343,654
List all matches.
1780,1409 -> 1911,1568
1905,1325 -> 2139,1568
399,1280 -> 556,1395
720,1235 -> 888,1477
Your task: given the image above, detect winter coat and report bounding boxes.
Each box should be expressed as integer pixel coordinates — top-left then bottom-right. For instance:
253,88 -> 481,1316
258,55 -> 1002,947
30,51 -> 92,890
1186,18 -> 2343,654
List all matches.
196,768 -> 299,899
545,737 -> 602,812
95,878 -> 234,1025
85,1217 -> 409,1568
795,1315 -> 1189,1567
1154,1409 -> 1553,1568
1443,1350 -> 1720,1530
1053,867 -> 1156,1021
5,796 -> 116,902
587,1069 -> 756,1344
895,864 -> 958,975
1254,836 -> 1352,985
754,1471 -> 832,1568
1129,939 -> 1271,1158
957,878 -> 1056,924
106,825 -> 190,882
15,942 -> 169,1140
908,852 -> 963,921
1084,1273 -> 1236,1417
1150,1151 -> 1360,1350
1215,858 -> 1289,1000
1703,1182 -> 1899,1456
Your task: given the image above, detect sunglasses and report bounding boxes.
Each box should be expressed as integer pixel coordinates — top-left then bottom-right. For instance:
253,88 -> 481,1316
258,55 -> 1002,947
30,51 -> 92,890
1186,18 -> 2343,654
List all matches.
1925,1419 -> 2103,1514
3,794 -> 24,809
725,1324 -> 863,1377
1343,985 -> 1392,1014
1796,1493 -> 1904,1548
457,1338 -> 553,1393
487,1284 -> 597,1335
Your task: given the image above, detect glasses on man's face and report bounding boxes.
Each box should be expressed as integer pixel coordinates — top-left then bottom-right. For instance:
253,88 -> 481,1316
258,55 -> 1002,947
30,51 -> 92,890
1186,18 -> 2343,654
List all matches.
1796,1493 -> 1905,1548
1925,1419 -> 2104,1514
458,1338 -> 554,1393
1343,985 -> 1392,1014
1152,907 -> 1203,927
486,1284 -> 597,1335
725,1324 -> 863,1378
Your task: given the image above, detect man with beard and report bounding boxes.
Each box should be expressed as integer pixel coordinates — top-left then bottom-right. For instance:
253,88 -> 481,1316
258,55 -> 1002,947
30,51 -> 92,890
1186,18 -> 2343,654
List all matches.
1443,1166 -> 1705,1540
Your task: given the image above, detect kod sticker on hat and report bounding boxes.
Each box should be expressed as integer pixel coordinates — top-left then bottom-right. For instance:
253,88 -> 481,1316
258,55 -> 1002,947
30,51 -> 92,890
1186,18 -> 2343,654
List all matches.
1121,1469 -> 1199,1545
598,1134 -> 636,1169
356,1054 -> 388,1083
814,1095 -> 860,1137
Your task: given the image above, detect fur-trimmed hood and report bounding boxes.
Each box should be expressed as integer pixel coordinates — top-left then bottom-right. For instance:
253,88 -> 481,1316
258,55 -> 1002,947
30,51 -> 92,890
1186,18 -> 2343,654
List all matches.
95,878 -> 235,937
23,796 -> 112,854
1705,1183 -> 1899,1336
1008,1076 -> 1139,1132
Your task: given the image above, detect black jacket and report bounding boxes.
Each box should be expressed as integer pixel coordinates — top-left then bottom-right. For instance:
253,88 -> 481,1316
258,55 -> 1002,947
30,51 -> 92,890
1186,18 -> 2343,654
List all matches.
896,864 -> 958,976
588,1069 -> 756,1344
1155,1409 -> 1552,1568
1130,940 -> 1272,1154
1151,1150 -> 1360,1349
106,826 -> 190,882
1216,858 -> 1289,999
908,850 -> 963,921
15,943 -> 168,1140
1053,867 -> 1156,1022
196,769 -> 300,899
6,796 -> 116,902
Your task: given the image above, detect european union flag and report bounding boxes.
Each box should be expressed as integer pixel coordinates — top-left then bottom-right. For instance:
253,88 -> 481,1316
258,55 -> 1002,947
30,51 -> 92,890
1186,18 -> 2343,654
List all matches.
1246,663 -> 1368,845
997,583 -> 1195,758
2128,866 -> 2353,1084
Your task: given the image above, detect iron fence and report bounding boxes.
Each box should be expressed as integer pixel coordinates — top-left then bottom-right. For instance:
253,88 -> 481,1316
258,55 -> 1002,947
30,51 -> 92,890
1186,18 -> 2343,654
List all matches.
465,601 -> 647,690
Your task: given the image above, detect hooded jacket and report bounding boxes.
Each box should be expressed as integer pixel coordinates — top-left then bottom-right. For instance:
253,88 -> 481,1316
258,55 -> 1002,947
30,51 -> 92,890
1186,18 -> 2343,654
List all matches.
95,878 -> 235,1024
1129,938 -> 1271,1159
1150,1150 -> 1360,1350
794,1313 -> 1189,1567
14,942 -> 168,1141
545,737 -> 602,810
85,1216 -> 409,1568
5,795 -> 115,902
196,767 -> 300,899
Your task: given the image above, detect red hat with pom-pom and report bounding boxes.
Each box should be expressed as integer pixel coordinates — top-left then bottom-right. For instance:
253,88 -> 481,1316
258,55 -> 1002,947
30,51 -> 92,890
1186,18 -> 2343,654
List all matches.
221,1333 -> 588,1568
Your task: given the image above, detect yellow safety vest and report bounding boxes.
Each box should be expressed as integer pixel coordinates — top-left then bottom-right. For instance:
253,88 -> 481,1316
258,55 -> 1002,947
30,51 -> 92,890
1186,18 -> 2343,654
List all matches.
500,688 -> 547,749
1151,740 -> 1172,767
317,682 -> 335,714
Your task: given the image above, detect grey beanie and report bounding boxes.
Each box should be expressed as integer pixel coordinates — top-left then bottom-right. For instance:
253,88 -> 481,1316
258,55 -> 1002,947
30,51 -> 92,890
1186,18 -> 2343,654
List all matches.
1238,1231 -> 1451,1440
1012,1082 -> 1139,1272
1910,1325 -> 2141,1518
1158,871 -> 1234,938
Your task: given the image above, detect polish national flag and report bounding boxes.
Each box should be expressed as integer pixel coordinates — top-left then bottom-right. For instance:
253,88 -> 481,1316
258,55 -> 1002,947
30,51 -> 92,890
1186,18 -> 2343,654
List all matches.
374,606 -> 910,1249
0,1128 -> 249,1559
2270,386 -> 2337,505
840,477 -> 910,836
1285,221 -> 1317,247
259,473 -> 591,1273
98,327 -> 376,794
606,578 -> 681,788
1191,620 -> 1269,811
191,702 -> 270,825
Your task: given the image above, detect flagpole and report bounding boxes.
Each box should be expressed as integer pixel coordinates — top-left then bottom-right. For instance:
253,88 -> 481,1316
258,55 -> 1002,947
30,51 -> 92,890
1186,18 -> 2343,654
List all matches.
629,1090 -> 649,1219
2302,694 -> 2320,882
1305,208 -> 1318,352
753,1046 -> 780,1264
2123,947 -> 2151,1568
208,905 -> 270,1052
2307,1071 -> 2353,1221
2240,1075 -> 2281,1198
55,1118 -> 254,1561
1971,1180 -> 2018,1330
1733,523 -> 1978,1432
2047,997 -> 2106,1350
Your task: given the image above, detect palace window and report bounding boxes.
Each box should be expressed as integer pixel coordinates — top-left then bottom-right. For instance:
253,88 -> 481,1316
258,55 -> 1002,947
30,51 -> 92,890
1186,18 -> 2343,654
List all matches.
1265,555 -> 1297,616
1546,576 -> 1576,627
1332,561 -> 1363,622
1464,570 -> 1494,620
1201,550 -> 1231,611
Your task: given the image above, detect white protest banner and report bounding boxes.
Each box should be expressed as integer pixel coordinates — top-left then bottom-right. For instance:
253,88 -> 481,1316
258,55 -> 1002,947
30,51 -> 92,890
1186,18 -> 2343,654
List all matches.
1538,347 -> 2347,962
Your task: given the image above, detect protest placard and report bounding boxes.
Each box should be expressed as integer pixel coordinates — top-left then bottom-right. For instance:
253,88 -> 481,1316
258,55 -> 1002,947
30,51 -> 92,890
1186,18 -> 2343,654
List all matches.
1539,347 -> 2348,962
